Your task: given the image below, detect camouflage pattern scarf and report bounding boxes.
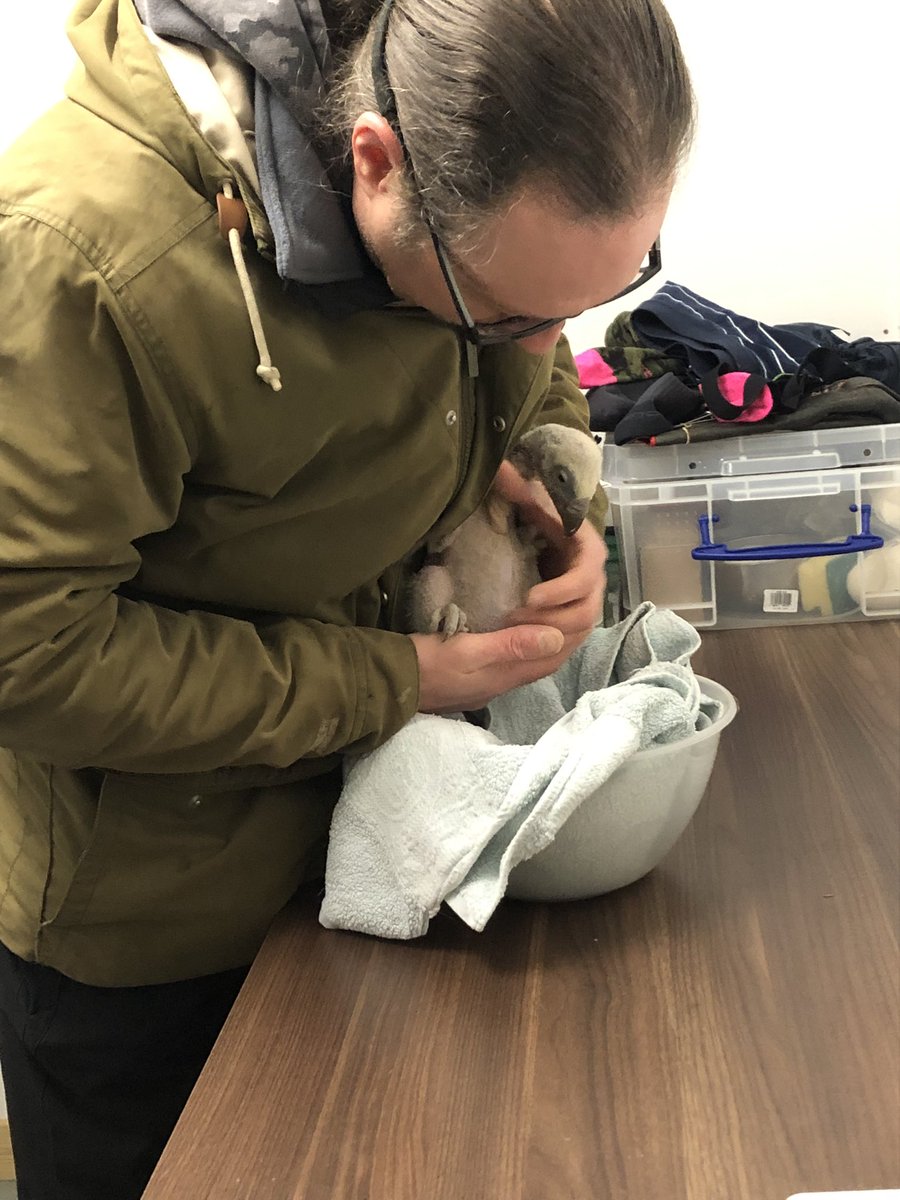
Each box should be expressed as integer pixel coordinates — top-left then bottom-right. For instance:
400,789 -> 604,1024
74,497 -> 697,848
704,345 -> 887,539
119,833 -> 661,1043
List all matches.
135,0 -> 368,285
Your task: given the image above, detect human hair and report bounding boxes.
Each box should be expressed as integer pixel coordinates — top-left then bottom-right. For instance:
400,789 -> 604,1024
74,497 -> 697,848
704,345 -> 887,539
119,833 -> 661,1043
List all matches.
318,0 -> 695,248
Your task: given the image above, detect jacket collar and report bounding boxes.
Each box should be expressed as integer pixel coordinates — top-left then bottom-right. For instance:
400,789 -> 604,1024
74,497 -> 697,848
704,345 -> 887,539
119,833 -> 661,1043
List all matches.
67,0 -> 395,315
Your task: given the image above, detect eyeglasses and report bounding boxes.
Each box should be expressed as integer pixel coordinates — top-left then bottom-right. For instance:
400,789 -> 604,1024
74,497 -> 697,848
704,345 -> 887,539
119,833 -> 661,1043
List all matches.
370,0 -> 662,373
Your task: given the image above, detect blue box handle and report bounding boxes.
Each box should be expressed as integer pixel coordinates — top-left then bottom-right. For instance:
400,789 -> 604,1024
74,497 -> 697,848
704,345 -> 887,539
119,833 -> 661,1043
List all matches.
692,504 -> 884,562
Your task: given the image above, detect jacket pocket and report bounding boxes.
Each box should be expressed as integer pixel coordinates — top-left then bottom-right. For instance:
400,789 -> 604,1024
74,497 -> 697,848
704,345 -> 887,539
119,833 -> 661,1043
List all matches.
40,771 -> 123,931
40,772 -> 223,931
40,769 -> 336,935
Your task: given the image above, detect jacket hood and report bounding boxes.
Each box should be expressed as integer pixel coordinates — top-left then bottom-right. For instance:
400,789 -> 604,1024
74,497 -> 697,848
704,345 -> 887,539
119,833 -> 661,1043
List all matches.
67,0 -> 234,214
66,0 -> 383,296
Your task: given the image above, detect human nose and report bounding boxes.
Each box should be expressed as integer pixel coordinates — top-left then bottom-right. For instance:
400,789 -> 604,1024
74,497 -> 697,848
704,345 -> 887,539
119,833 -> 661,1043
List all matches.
515,322 -> 566,356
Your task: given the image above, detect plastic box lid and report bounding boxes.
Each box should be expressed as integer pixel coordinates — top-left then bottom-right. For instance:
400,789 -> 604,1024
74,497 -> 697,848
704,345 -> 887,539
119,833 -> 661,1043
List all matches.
601,423 -> 900,486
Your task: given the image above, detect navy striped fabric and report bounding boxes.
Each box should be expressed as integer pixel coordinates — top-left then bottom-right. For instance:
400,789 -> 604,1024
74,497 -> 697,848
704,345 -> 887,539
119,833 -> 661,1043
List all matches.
631,281 -> 848,380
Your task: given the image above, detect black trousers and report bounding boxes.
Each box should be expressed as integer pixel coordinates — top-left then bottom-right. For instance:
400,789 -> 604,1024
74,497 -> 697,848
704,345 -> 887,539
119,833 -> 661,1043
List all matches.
0,940 -> 247,1200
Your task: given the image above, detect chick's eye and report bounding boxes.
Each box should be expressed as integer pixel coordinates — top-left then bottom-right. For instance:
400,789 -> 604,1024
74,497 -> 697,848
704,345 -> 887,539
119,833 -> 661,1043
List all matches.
556,468 -> 570,486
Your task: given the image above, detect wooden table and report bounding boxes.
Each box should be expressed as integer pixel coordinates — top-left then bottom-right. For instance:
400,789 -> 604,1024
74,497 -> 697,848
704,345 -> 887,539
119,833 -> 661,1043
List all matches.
143,621 -> 900,1200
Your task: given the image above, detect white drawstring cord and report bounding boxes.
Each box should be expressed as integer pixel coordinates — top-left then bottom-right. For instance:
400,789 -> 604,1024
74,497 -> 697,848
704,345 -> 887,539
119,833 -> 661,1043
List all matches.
220,181 -> 283,392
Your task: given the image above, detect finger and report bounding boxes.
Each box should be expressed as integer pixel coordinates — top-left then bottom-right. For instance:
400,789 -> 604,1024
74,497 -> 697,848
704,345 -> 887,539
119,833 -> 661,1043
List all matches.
530,554 -> 605,608
532,535 -> 607,606
504,605 -> 602,649
504,597 -> 594,632
493,464 -> 565,541
492,460 -> 543,507
448,633 -> 573,709
457,623 -> 565,669
488,638 -> 576,692
530,571 -> 606,613
410,627 -> 573,714
527,570 -> 589,610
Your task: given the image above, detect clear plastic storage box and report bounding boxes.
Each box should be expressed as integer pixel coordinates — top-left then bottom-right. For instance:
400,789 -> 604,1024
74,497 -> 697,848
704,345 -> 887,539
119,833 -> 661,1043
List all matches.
601,424 -> 900,629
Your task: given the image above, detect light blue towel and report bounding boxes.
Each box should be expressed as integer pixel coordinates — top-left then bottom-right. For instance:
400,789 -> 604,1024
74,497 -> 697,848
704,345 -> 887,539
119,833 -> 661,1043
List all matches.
319,602 -> 722,938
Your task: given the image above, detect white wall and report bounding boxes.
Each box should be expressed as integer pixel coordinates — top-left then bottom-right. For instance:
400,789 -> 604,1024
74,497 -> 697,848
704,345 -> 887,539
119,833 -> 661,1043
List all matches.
0,0 -> 897,1126
566,0 -> 900,352
1,0 -> 898,345
1,4 -> 75,154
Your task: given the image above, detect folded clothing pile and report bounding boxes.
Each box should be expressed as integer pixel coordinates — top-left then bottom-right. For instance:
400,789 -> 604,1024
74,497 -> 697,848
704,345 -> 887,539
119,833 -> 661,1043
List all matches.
576,282 -> 900,446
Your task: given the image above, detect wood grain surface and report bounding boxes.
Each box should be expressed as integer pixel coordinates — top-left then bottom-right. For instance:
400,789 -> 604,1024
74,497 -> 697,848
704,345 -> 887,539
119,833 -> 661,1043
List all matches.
143,621 -> 900,1200
0,1122 -> 14,1182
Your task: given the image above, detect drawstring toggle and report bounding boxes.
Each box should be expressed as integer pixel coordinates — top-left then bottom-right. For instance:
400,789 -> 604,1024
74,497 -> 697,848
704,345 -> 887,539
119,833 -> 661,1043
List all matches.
218,182 -> 283,393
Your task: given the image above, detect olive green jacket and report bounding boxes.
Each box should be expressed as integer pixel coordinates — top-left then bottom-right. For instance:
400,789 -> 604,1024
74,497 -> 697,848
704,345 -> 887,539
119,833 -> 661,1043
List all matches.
0,0 -> 605,985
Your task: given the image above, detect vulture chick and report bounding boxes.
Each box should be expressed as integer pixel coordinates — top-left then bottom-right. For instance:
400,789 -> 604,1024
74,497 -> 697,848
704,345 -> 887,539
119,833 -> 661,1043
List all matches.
407,423 -> 600,637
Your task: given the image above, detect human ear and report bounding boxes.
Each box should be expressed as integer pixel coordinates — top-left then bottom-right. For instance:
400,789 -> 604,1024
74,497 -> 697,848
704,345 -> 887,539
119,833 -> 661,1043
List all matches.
350,112 -> 405,199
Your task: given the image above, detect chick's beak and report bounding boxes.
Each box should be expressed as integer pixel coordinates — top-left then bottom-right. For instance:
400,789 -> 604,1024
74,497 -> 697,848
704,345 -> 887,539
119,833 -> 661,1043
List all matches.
560,497 -> 590,536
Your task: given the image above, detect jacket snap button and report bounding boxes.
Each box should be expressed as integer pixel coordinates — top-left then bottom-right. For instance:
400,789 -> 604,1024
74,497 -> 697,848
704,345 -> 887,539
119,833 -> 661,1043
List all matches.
445,410 -> 458,426
493,416 -> 507,432
189,794 -> 202,808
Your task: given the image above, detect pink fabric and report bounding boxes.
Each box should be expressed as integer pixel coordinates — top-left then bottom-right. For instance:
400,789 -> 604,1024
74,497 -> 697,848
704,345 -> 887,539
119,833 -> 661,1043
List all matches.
575,348 -> 617,388
707,372 -> 774,423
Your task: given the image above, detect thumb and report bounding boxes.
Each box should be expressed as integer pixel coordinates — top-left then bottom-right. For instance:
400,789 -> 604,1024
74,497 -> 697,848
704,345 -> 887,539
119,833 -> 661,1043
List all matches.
489,623 -> 565,663
493,461 -> 561,538
494,460 -> 542,507
493,459 -> 527,498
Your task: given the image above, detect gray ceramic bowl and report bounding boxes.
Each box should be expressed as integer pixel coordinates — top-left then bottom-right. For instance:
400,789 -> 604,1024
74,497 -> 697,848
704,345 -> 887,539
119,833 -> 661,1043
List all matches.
506,676 -> 737,901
